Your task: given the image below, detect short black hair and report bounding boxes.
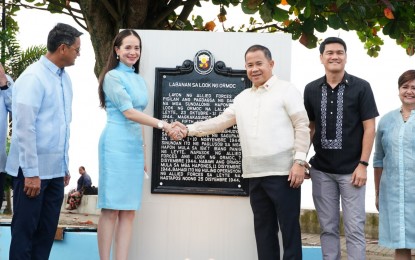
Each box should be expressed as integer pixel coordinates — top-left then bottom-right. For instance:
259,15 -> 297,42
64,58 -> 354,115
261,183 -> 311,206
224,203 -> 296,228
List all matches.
245,44 -> 272,61
319,37 -> 347,54
47,23 -> 83,53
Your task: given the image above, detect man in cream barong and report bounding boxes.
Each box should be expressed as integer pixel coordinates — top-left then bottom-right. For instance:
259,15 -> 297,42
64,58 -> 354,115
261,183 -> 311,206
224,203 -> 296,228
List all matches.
172,44 -> 310,260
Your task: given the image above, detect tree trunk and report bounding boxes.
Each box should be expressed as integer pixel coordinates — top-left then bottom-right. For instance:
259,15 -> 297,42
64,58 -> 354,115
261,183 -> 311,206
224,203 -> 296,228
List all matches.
78,1 -> 118,77
78,0 -> 150,77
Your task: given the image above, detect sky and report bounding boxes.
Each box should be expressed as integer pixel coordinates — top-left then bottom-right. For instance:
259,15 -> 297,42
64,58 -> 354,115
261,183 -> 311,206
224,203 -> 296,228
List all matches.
13,5 -> 415,213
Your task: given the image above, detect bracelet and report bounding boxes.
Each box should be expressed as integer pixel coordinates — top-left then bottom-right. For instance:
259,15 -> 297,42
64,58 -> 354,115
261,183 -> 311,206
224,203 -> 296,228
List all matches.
359,160 -> 369,167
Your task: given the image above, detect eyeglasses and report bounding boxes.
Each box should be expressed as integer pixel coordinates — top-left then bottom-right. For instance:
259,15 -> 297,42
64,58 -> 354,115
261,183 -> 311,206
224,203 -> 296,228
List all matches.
63,43 -> 80,54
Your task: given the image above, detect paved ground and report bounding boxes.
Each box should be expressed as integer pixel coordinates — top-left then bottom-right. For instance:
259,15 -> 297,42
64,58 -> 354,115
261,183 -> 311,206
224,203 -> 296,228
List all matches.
0,211 -> 99,229
2,211 -> 404,259
58,210 -> 99,228
5,205 -> 415,259
301,232 -> 397,259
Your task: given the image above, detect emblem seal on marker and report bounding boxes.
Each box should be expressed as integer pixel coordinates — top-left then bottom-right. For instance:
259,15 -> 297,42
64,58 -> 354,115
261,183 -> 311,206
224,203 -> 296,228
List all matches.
194,50 -> 214,75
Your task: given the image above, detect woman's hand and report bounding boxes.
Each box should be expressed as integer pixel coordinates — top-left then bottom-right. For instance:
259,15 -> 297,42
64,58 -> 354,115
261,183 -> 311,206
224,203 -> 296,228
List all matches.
164,121 -> 186,140
165,121 -> 187,140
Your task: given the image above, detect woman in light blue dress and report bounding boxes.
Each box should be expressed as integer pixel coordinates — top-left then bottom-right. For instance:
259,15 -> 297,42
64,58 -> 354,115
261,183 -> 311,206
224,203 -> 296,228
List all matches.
373,70 -> 415,260
96,30 -> 177,260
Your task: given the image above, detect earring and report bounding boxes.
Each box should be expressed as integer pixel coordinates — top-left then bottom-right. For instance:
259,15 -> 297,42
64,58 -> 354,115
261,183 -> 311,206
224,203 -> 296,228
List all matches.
116,55 -> 119,60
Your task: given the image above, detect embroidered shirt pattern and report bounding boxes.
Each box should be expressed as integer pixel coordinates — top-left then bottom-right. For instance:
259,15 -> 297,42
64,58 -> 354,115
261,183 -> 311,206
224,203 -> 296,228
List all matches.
320,84 -> 345,149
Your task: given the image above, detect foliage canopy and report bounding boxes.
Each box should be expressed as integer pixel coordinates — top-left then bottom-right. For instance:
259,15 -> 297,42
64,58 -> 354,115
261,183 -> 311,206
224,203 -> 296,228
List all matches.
6,0 -> 415,75
1,2 -> 47,79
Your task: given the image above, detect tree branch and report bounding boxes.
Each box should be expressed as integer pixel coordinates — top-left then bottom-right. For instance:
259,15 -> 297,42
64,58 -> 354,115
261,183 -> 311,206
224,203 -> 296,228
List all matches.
47,0 -> 83,15
98,0 -> 121,22
149,0 -> 184,28
13,2 -> 85,21
175,0 -> 199,27
247,23 -> 290,33
67,8 -> 87,31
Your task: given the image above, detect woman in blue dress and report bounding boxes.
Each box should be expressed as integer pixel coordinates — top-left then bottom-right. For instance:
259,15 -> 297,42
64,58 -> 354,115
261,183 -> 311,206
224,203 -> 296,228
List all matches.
97,30 -> 177,260
373,70 -> 415,260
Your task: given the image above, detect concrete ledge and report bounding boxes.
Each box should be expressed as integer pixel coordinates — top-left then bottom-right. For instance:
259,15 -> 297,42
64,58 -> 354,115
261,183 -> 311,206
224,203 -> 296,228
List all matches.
300,209 -> 379,239
1,226 -> 99,259
61,194 -> 100,215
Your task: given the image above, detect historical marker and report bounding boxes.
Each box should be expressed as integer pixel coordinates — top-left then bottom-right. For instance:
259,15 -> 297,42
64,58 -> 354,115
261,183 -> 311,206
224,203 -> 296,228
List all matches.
152,50 -> 250,196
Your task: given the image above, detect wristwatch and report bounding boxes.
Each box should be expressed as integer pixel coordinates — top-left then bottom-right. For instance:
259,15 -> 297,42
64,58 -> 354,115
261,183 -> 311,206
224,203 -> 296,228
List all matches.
0,81 -> 11,90
294,159 -> 307,167
157,121 -> 164,130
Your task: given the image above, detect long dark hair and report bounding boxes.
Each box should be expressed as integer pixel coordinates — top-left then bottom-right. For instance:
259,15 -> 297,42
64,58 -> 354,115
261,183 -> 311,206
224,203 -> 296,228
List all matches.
98,30 -> 142,109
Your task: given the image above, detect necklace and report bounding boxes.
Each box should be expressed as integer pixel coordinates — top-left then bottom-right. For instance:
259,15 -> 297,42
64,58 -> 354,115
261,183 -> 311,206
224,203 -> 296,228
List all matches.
400,107 -> 413,121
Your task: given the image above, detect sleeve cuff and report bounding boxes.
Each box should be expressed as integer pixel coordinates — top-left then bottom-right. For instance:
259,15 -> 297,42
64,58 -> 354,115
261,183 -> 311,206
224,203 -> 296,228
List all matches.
22,168 -> 39,178
187,124 -> 196,136
294,152 -> 307,161
119,104 -> 133,112
373,160 -> 383,168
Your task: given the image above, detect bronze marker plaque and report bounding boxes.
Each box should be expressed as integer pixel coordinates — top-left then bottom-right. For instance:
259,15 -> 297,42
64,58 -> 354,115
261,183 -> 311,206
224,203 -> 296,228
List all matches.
151,50 -> 250,196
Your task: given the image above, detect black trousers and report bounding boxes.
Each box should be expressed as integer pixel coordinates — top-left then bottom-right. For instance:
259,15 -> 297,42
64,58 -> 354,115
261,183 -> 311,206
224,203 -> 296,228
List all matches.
249,176 -> 302,260
9,168 -> 64,260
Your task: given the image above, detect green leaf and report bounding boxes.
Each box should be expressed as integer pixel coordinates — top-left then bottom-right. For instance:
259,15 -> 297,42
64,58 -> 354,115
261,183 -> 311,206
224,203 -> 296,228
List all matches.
259,4 -> 273,23
382,21 -> 393,35
10,5 -> 21,13
356,31 -> 367,42
312,0 -> 332,5
242,0 -> 261,15
383,20 -> 401,39
273,6 -> 289,22
304,0 -> 311,18
303,18 -> 315,34
47,1 -> 64,13
193,15 -> 204,29
354,5 -> 366,18
367,47 -> 379,57
314,16 -> 327,32
307,34 -> 318,49
336,0 -> 348,8
328,14 -> 342,29
11,45 -> 47,79
371,36 -> 384,46
183,21 -> 194,31
212,0 -> 223,5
